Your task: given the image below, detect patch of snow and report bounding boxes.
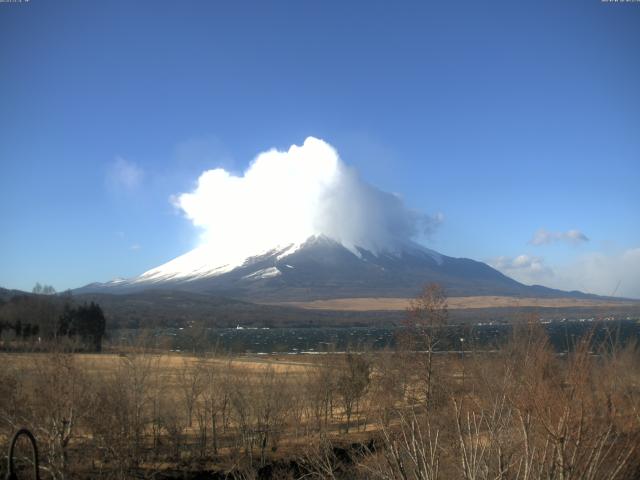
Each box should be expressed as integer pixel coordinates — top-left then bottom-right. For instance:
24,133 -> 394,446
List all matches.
242,267 -> 281,280
345,244 -> 364,258
276,243 -> 302,260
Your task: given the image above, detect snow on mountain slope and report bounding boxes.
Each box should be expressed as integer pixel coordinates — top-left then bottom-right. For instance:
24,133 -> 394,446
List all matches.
132,243 -> 301,284
96,232 -> 443,288
142,236 -> 441,283
75,235 -> 590,301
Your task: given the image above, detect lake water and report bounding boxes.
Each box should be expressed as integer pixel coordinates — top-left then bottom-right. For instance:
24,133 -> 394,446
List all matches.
145,318 -> 640,354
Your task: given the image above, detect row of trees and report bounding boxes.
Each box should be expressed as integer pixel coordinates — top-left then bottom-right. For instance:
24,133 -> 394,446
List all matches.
0,289 -> 106,351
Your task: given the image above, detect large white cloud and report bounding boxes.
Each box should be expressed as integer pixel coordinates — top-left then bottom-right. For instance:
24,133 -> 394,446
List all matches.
172,137 -> 441,263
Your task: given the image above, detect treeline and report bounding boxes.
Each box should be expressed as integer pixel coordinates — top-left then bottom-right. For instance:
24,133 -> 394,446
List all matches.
0,287 -> 106,352
74,289 -> 401,330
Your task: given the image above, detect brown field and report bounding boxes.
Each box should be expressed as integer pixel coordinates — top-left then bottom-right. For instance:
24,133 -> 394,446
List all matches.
275,295 -> 639,311
2,325 -> 640,479
0,351 -> 317,375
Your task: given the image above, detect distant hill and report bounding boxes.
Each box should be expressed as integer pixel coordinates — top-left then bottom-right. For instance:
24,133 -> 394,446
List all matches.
72,289 -> 393,329
2,285 -> 638,330
0,287 -> 29,303
72,289 -> 640,329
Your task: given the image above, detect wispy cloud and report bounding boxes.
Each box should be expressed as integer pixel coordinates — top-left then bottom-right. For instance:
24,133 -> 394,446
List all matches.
490,248 -> 640,298
130,244 -> 141,251
490,254 -> 554,283
556,248 -> 640,298
529,228 -> 589,246
420,212 -> 444,237
106,156 -> 144,191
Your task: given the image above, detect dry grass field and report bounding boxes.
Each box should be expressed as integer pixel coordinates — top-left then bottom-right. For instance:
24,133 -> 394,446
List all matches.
276,295 -> 640,311
0,351 -> 316,379
2,323 -> 640,479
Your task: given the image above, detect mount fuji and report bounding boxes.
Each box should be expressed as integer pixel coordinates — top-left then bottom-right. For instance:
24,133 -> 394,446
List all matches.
76,235 -> 591,301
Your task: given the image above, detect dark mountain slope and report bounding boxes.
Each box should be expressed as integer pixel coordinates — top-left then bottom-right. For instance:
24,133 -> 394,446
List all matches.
76,236 -> 605,302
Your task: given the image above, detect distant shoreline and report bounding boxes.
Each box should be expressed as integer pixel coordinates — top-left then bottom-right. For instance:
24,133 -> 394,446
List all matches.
273,296 -> 640,311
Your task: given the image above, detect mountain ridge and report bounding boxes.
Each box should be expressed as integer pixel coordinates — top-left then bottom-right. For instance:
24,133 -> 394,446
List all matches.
75,235 -> 607,301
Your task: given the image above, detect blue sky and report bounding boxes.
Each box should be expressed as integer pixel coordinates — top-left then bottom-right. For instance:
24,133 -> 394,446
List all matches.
1,0 -> 639,297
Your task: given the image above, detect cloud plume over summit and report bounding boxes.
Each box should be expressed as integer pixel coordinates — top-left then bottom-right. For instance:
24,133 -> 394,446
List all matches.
173,137 -> 441,261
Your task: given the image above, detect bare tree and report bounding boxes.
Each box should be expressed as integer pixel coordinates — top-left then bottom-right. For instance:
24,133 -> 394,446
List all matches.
202,357 -> 233,456
371,348 -> 410,427
253,366 -> 290,465
336,353 -> 371,434
362,409 -> 441,480
178,358 -> 205,428
307,358 -> 337,433
158,395 -> 186,460
404,283 -> 448,408
28,353 -> 91,479
86,350 -> 162,476
299,434 -> 342,480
